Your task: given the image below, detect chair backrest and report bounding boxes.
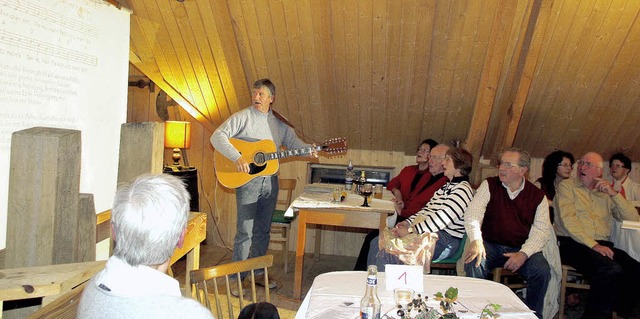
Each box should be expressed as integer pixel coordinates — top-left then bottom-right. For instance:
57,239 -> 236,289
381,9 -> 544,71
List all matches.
277,178 -> 297,209
190,255 -> 274,319
28,282 -> 87,319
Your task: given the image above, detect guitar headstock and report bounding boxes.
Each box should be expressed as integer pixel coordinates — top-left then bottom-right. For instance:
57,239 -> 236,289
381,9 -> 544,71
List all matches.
320,137 -> 348,154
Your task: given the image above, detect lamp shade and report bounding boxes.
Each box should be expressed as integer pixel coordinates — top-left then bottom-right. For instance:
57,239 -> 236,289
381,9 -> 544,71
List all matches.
164,121 -> 191,149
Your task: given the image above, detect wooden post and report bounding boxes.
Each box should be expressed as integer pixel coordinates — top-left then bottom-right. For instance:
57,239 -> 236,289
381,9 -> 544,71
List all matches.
77,194 -> 97,262
117,122 -> 164,184
5,127 -> 81,268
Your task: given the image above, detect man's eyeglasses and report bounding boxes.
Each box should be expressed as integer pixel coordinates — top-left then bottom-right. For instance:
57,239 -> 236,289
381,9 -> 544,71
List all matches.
610,163 -> 626,169
577,160 -> 599,169
557,163 -> 573,168
497,162 -> 519,169
430,155 -> 446,161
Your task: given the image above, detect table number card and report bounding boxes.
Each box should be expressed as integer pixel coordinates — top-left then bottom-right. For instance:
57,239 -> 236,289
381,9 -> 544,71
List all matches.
384,264 -> 424,292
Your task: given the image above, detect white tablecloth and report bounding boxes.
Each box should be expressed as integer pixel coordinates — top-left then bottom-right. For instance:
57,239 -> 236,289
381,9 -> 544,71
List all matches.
295,271 -> 536,319
611,219 -> 640,262
285,191 -> 395,217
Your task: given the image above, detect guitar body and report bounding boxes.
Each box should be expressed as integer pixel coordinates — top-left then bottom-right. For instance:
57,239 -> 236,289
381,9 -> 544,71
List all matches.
214,138 -> 280,189
215,136 -> 347,189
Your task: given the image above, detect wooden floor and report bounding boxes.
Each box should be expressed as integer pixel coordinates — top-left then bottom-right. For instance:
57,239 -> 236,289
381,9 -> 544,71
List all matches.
171,242 -> 358,313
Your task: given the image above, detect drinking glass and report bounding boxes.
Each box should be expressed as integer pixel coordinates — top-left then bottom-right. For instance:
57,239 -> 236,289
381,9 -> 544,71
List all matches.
394,287 -> 415,309
360,183 -> 373,207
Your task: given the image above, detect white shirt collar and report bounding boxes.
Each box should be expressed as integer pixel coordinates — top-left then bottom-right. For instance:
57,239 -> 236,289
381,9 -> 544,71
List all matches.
92,256 -> 181,297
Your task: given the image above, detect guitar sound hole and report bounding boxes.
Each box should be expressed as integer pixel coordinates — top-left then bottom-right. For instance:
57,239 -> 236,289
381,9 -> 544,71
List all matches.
253,152 -> 266,165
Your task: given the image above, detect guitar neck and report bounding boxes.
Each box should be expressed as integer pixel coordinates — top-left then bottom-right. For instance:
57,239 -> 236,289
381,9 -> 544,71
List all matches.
266,145 -> 322,161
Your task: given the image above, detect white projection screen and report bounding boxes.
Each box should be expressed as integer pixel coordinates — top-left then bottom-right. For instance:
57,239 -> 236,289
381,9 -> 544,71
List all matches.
0,0 -> 131,248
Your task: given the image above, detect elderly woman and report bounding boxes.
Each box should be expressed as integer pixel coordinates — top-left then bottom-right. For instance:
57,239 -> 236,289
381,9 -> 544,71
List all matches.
535,150 -> 574,223
368,147 -> 474,271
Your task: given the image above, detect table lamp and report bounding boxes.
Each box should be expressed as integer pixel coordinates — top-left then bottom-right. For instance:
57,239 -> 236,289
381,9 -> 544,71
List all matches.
164,121 -> 191,169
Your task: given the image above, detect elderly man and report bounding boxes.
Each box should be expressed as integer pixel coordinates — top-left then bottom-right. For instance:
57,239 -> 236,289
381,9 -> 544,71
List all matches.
609,152 -> 640,201
464,147 -> 552,319
77,174 -> 213,318
554,152 -> 640,319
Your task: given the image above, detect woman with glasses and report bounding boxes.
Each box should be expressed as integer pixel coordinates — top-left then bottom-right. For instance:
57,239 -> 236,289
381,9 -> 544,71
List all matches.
535,150 -> 575,223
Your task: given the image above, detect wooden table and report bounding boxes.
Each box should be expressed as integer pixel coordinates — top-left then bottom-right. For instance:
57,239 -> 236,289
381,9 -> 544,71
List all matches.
296,271 -> 536,318
292,193 -> 395,300
0,260 -> 106,317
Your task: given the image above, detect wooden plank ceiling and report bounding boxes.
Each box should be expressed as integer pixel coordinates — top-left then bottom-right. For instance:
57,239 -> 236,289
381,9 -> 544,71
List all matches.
123,0 -> 640,161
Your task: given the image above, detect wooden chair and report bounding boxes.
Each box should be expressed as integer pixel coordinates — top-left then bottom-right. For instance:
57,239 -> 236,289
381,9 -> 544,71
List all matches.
559,264 -> 590,319
190,254 -> 274,319
491,267 -> 527,290
28,282 -> 87,319
270,178 -> 297,273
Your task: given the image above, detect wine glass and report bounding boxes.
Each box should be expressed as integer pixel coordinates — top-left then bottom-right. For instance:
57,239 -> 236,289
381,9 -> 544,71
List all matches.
360,183 -> 373,207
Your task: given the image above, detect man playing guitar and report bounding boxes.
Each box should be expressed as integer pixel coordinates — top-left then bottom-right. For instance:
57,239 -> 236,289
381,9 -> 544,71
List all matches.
210,78 -> 317,291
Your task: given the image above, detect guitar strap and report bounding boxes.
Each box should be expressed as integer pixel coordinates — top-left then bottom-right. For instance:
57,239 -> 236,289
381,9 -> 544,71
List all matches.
271,109 -> 295,129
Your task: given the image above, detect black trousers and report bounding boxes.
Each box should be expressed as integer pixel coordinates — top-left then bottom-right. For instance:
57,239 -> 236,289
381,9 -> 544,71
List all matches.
557,236 -> 640,318
354,215 -> 407,271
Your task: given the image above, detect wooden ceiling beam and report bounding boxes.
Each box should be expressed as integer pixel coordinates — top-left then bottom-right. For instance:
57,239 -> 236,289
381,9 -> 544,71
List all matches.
465,2 -> 515,163
493,0 -> 551,156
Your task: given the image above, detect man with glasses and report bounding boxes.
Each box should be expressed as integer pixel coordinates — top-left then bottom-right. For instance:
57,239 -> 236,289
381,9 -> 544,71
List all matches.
354,140 -> 447,270
554,152 -> 640,319
609,152 -> 640,201
464,147 -> 552,319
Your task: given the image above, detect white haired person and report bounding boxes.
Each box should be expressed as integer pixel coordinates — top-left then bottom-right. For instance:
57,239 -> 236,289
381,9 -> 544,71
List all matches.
78,174 -> 213,319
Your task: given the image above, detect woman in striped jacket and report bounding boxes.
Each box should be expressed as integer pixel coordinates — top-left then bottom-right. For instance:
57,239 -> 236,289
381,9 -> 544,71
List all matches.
369,147 -> 474,270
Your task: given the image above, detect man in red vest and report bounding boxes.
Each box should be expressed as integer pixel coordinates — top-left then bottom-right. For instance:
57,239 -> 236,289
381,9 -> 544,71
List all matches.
464,147 -> 552,319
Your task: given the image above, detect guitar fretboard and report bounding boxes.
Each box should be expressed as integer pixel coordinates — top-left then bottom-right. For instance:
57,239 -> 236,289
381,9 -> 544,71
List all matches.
266,146 -> 321,161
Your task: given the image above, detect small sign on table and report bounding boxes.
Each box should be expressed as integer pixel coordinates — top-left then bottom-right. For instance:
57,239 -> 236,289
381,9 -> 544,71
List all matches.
384,264 -> 424,293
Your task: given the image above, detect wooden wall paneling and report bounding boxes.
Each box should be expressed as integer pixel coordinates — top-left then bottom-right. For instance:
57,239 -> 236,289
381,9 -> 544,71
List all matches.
329,1 -> 350,149
393,0 -> 419,151
267,1 -> 296,124
370,0 -> 389,151
382,1 -> 404,152
283,2 -> 315,139
525,0 -> 583,153
171,2 -> 219,125
434,0 -> 467,144
208,0 -> 251,116
580,2 -> 640,154
225,0 -> 258,87
465,1 -> 513,178
344,0 -> 361,151
514,0 -> 566,150
358,0 -> 373,151
156,1 -> 212,124
254,1 -> 281,81
309,0 -> 339,141
132,1 -> 179,93
445,0 -> 479,144
405,0 -> 435,153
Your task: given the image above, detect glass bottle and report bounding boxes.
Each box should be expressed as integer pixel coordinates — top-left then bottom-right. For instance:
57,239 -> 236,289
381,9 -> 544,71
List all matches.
345,160 -> 354,190
360,265 -> 381,319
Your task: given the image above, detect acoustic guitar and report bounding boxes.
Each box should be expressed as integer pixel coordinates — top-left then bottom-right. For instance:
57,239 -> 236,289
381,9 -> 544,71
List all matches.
214,137 -> 348,188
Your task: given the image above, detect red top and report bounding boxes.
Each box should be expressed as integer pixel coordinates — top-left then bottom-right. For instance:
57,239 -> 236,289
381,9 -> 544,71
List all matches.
386,165 -> 447,218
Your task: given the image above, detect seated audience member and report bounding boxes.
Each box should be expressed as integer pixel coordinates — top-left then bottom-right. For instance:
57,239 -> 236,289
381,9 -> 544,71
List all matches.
238,302 -> 280,319
554,152 -> 640,319
354,140 -> 447,270
368,147 -> 474,270
464,147 -> 552,319
609,152 -> 640,201
535,150 -> 575,222
78,174 -> 213,319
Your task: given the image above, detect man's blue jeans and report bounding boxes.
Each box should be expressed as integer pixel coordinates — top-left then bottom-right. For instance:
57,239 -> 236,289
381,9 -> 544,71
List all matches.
464,241 -> 550,319
232,175 -> 278,276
